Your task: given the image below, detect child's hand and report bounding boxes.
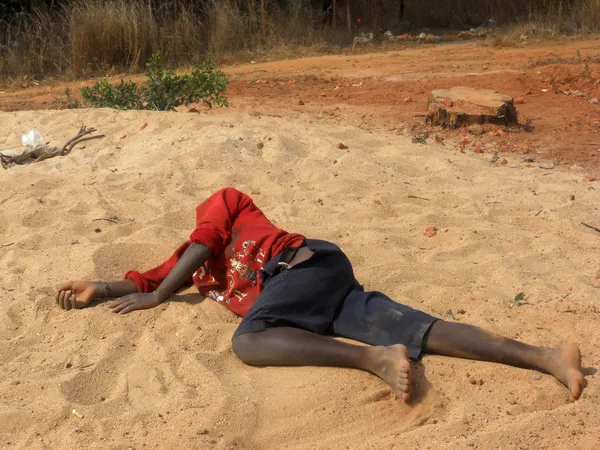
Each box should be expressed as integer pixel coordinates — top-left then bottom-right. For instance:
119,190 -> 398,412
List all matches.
110,293 -> 161,315
55,280 -> 98,310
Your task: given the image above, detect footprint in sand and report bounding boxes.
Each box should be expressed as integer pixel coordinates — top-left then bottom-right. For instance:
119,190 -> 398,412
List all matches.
156,209 -> 196,231
21,209 -> 57,228
3,304 -> 24,336
59,336 -> 131,405
68,202 -> 92,216
92,242 -> 177,279
27,178 -> 66,197
268,135 -> 310,160
0,217 -> 9,235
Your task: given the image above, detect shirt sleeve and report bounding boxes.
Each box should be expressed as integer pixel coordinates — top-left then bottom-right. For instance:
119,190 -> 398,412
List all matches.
189,187 -> 254,255
124,241 -> 193,293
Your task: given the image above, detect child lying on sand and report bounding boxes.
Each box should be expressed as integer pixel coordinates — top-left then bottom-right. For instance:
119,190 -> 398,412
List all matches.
56,188 -> 586,401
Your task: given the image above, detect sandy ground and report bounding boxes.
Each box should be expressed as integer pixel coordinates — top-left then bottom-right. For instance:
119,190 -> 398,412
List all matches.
2,39 -> 600,170
1,106 -> 600,449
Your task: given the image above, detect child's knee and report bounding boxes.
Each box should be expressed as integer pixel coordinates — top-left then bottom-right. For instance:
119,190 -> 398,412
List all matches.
231,332 -> 254,361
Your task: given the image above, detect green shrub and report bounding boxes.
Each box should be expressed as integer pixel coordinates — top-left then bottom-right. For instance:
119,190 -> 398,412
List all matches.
81,79 -> 143,110
81,51 -> 229,111
142,52 -> 229,110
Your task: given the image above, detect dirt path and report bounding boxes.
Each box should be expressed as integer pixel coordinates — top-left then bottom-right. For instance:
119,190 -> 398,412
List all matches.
1,39 -> 599,171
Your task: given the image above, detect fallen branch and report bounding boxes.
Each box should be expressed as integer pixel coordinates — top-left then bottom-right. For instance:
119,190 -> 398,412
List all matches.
408,195 -> 430,201
581,222 -> 600,233
92,218 -> 118,224
0,242 -> 14,248
0,126 -> 104,168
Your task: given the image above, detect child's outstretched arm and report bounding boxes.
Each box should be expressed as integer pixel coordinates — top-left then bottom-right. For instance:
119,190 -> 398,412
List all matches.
56,188 -> 249,313
55,279 -> 139,310
110,243 -> 211,314
55,243 -> 211,313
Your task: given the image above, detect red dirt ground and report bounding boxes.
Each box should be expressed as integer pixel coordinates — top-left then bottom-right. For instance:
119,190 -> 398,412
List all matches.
1,39 -> 599,173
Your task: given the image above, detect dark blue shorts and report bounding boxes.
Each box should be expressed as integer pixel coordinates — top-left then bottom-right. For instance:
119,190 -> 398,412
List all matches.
233,239 -> 438,359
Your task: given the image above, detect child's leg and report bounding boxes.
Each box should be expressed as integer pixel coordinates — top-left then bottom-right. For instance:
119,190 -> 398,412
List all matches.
330,291 -> 586,399
232,240 -> 415,400
232,327 -> 413,401
422,321 -> 585,399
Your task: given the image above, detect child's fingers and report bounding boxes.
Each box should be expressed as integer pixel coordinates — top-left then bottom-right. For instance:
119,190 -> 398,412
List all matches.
57,290 -> 65,309
55,281 -> 74,307
113,302 -> 134,314
63,291 -> 73,311
117,303 -> 138,315
65,292 -> 74,311
58,290 -> 69,310
70,293 -> 79,310
55,281 -> 73,293
110,296 -> 133,314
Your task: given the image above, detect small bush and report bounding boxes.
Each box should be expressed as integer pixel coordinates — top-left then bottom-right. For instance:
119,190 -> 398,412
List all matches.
81,79 -> 143,110
143,52 -> 229,110
81,51 -> 228,111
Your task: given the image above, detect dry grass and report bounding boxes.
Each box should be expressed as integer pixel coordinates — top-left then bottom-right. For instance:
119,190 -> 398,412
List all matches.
403,0 -> 600,31
1,0 -> 599,80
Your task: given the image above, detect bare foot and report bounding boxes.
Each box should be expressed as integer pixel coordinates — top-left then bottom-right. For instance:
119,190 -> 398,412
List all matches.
367,344 -> 412,402
544,343 -> 586,399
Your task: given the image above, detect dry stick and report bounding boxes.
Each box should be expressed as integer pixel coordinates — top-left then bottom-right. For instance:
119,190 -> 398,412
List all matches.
63,126 -> 95,151
4,126 -> 104,166
0,243 -> 14,248
64,134 -> 105,154
92,218 -> 118,224
34,129 -> 104,162
62,126 -> 104,154
408,195 -> 430,201
581,222 -> 600,233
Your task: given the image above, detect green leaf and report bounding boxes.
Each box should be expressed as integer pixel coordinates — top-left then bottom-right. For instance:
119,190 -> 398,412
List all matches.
513,292 -> 525,306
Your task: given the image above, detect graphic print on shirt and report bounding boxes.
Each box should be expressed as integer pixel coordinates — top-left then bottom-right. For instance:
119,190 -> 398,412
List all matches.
195,263 -> 229,305
230,256 -> 258,286
192,264 -> 221,290
206,290 -> 228,304
224,239 -> 265,302
242,240 -> 265,263
231,289 -> 248,302
193,265 -> 206,280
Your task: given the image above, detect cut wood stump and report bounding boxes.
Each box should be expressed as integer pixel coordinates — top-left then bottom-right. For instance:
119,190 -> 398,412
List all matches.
427,87 -> 518,128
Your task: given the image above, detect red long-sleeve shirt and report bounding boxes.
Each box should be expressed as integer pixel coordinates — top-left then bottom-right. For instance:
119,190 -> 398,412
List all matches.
124,188 -> 305,316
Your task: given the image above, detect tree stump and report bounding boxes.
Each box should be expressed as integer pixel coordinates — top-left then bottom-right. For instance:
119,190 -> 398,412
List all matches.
427,87 -> 518,128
